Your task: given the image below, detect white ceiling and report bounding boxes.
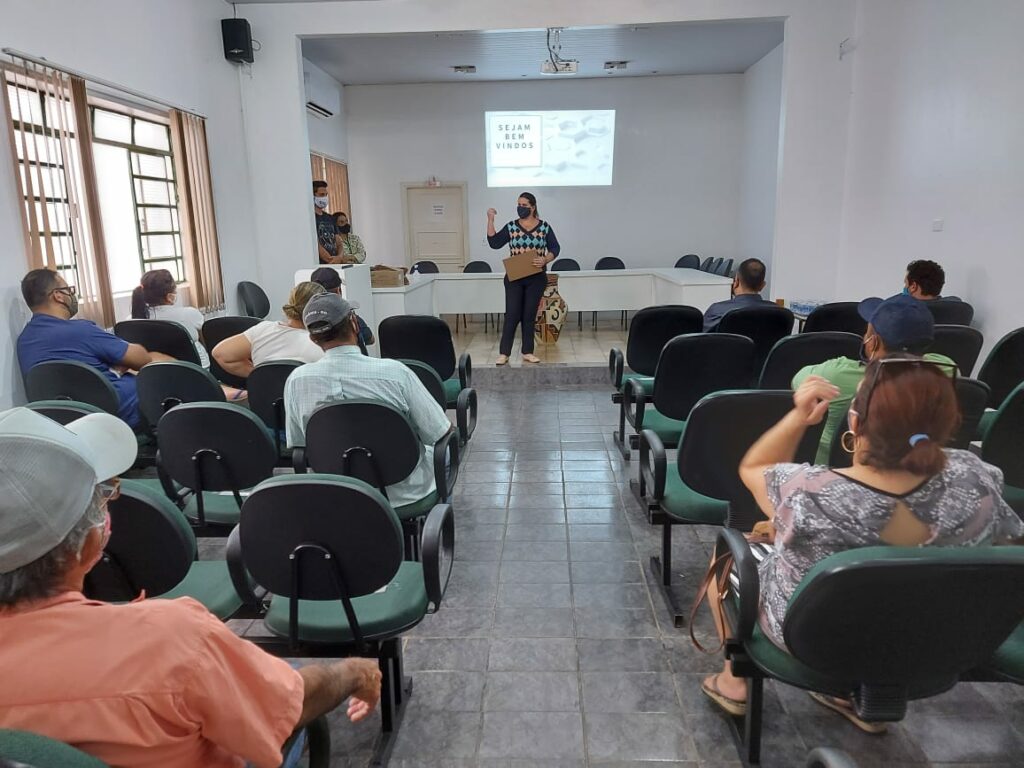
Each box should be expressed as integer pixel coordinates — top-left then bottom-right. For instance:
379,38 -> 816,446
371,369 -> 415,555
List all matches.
301,21 -> 785,86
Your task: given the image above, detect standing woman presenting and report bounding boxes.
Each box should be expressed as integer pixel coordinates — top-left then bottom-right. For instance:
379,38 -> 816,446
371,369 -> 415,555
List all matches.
487,192 -> 561,365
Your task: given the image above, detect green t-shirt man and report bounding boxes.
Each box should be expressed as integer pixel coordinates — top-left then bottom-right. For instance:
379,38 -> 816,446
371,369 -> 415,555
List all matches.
793,293 -> 957,464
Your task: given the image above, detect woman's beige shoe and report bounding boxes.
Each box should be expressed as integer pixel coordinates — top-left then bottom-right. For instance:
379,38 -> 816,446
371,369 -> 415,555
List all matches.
522,354 -> 541,364
496,354 -> 509,366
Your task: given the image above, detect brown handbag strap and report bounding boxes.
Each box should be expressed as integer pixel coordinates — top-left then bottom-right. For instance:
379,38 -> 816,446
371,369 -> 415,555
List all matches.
689,550 -> 735,654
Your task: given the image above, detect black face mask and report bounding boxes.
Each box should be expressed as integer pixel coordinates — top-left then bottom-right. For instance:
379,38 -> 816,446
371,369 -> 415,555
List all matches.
337,224 -> 351,234
859,335 -> 876,364
517,205 -> 532,218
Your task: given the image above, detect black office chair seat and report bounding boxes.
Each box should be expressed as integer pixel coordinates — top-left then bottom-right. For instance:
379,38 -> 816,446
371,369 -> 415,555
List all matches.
608,305 -> 703,401
378,315 -> 471,408
136,361 -> 226,428
24,360 -> 121,417
237,281 -> 271,318
718,536 -> 1024,765
156,402 -> 277,531
717,305 -> 795,380
931,324 -> 984,377
758,332 -> 863,390
115,319 -> 201,366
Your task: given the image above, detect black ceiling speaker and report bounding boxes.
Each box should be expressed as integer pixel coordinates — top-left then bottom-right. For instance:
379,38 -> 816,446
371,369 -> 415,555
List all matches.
222,19 -> 254,64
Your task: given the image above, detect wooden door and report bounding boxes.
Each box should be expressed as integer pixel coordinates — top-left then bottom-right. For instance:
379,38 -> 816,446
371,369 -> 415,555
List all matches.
404,185 -> 466,272
309,153 -> 351,219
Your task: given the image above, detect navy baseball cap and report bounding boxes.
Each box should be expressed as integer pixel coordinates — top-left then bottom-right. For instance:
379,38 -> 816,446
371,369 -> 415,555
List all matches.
310,267 -> 342,291
857,294 -> 934,351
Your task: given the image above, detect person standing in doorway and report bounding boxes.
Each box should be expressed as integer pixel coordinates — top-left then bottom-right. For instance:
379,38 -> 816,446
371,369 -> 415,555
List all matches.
313,180 -> 339,264
487,192 -> 561,365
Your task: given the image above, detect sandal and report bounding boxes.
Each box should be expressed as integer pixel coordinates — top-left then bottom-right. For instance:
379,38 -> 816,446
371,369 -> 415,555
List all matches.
701,673 -> 747,717
522,354 -> 541,364
495,355 -> 509,366
808,692 -> 888,734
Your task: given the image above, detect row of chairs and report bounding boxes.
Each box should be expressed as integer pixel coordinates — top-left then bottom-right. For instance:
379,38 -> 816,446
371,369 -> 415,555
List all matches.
674,253 -> 736,276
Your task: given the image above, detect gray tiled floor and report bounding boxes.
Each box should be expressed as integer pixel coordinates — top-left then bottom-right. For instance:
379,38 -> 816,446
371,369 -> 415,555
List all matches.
218,387 -> 1024,767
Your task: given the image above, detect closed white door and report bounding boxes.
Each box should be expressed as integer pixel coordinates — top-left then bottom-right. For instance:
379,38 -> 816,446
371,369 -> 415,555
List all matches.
405,185 -> 466,272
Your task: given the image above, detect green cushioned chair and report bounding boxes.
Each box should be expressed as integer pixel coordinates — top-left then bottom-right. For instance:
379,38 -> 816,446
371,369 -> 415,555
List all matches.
377,315 -> 472,409
401,360 -> 477,445
0,729 -> 107,768
235,473 -> 454,763
608,304 -> 703,407
980,381 -> 1024,517
975,327 -> 1024,440
155,402 -> 277,535
84,479 -> 253,620
638,390 -> 822,626
715,531 -> 1024,765
619,333 -> 754,460
294,399 -> 459,561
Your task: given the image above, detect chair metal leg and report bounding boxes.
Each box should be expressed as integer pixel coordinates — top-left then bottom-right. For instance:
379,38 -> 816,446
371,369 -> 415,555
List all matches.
724,670 -> 763,766
648,519 -> 689,627
614,399 -> 631,461
370,639 -> 412,766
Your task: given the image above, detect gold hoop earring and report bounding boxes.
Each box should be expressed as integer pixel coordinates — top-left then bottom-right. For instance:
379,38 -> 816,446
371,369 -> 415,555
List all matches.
841,430 -> 857,454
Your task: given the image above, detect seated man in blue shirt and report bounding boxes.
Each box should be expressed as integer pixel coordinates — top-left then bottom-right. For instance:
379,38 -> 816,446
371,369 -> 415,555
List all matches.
702,258 -> 773,332
17,269 -> 155,428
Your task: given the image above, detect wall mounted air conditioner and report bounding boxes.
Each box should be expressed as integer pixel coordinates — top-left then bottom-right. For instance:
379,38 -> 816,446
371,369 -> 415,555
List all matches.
302,63 -> 341,119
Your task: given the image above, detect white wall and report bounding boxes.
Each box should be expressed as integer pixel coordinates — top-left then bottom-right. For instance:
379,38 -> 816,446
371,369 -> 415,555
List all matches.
303,58 -> 348,162
837,0 -> 1024,364
738,43 -> 783,287
0,0 -> 259,408
345,75 -> 744,270
237,0 -> 856,307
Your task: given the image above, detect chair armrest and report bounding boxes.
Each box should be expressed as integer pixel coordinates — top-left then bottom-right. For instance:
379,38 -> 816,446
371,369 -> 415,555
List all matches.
292,447 -> 307,474
624,376 -> 651,430
715,528 -> 759,642
421,502 -> 455,611
155,451 -> 189,507
609,348 -> 624,389
226,524 -> 264,610
433,429 -> 460,501
458,353 -> 472,389
456,387 -> 478,444
638,428 -> 667,500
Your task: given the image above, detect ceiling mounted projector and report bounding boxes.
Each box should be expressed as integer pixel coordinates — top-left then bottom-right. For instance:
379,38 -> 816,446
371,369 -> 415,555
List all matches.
541,59 -> 578,75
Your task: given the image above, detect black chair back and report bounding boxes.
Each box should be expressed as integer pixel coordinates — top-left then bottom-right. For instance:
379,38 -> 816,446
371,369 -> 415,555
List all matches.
247,360 -> 302,455
675,254 -> 700,269
925,299 -> 974,326
714,258 -> 733,276
463,261 -> 492,273
114,319 -> 200,365
137,361 -> 225,427
378,315 -> 457,381
241,474 -> 403,601
24,362 -> 120,416
931,325 -> 984,376
25,399 -> 104,425
624,306 -> 703,377
202,315 -> 261,387
652,334 -> 755,421
700,257 -> 714,271
305,400 -> 421,492
158,401 -> 277,494
84,479 -> 195,602
952,377 -> 991,450
802,302 -> 868,336
717,305 -> 795,379
784,546 -> 1024,687
411,260 -> 439,274
706,257 -> 722,274
759,332 -> 863,389
981,382 -> 1024,487
679,390 -> 824,528
551,258 -> 581,271
401,360 -> 446,409
237,281 -> 271,318
978,327 -> 1024,409
595,256 -> 625,270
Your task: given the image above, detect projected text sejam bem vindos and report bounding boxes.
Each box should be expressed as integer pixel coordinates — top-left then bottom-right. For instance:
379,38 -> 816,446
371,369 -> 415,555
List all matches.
495,124 -> 535,150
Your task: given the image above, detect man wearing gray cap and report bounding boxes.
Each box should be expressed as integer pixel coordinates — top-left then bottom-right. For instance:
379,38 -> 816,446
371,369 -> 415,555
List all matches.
285,292 -> 453,508
0,407 -> 381,768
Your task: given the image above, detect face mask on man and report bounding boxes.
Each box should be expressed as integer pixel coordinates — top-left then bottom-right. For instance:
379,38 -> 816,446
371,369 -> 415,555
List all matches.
337,224 -> 351,234
901,286 -> 910,296
313,195 -> 329,210
517,205 -> 531,218
60,290 -> 79,318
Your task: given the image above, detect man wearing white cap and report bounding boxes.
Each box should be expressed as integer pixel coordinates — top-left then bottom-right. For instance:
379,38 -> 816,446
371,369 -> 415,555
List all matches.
0,407 -> 381,768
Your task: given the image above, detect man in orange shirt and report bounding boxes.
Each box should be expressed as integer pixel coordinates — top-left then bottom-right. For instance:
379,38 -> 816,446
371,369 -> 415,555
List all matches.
0,408 -> 381,768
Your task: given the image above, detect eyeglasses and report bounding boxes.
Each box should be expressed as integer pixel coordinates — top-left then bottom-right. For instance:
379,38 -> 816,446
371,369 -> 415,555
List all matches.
98,478 -> 121,505
52,285 -> 77,297
856,357 -> 958,424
